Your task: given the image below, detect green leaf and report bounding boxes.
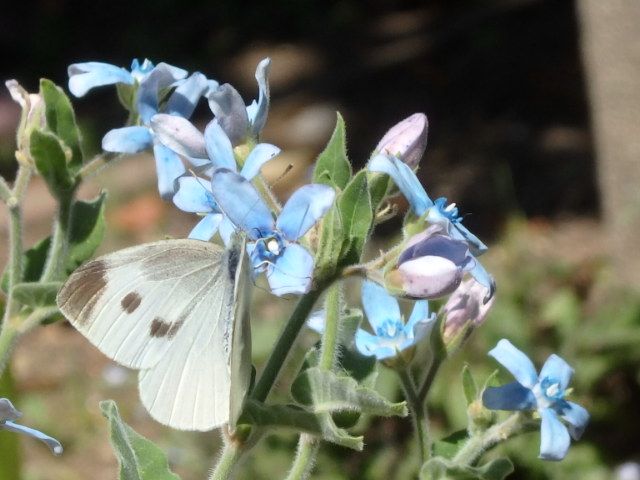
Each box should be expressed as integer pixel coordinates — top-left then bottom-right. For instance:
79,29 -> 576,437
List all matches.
1,237 -> 51,293
66,192 -> 108,271
338,170 -> 373,263
240,400 -> 363,450
100,400 -> 181,480
313,112 -> 351,189
12,282 -> 62,307
291,367 -> 407,417
40,79 -> 83,171
462,364 -> 478,406
432,430 -> 469,460
117,83 -> 137,112
420,457 -> 514,480
314,204 -> 344,278
368,171 -> 391,210
30,129 -> 75,198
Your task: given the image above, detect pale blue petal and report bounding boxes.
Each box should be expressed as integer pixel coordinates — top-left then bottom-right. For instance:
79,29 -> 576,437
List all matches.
166,72 -> 209,118
488,339 -> 538,389
154,143 -> 186,200
68,62 -> 133,97
539,354 -> 574,392
306,310 -> 326,334
188,213 -> 223,241
467,260 -> 496,303
248,58 -> 271,136
207,84 -> 249,145
482,382 -> 537,411
210,169 -> 274,238
2,421 -> 63,455
405,301 -> 434,341
276,184 -> 336,241
355,329 -> 396,360
361,281 -> 401,332
452,223 -> 488,256
560,401 -> 589,440
219,216 -> 236,246
150,114 -> 208,159
204,121 -> 236,170
172,176 -> 217,213
138,63 -> 188,123
368,154 -> 432,215
266,243 -> 313,296
102,126 -> 152,153
539,408 -> 571,461
239,143 -> 280,179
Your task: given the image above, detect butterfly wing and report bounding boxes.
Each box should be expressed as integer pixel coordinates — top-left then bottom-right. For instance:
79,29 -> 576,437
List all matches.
57,239 -> 239,430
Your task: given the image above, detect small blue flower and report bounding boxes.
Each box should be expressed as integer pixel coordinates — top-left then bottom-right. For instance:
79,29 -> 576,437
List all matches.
70,59 -> 215,199
171,121 -> 280,242
0,398 -> 62,456
482,339 -> 590,461
210,169 -> 335,295
355,281 -> 435,360
207,58 -> 271,144
368,154 -> 493,291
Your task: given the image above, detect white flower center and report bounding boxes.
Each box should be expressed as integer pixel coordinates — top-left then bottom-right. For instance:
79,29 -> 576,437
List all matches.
266,238 -> 281,256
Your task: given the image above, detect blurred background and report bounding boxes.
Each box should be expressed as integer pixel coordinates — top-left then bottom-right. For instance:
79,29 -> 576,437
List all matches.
1,0 -> 639,478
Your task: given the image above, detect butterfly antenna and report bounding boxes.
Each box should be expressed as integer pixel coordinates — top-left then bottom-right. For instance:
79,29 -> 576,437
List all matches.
187,168 -> 212,194
270,163 -> 294,187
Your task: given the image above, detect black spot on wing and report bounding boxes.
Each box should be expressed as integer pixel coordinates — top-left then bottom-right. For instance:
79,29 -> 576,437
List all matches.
121,291 -> 142,313
149,317 -> 185,339
58,260 -> 108,326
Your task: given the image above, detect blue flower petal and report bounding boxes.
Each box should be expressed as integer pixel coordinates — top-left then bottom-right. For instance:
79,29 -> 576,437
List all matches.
368,154 -> 432,215
153,143 -> 186,200
405,300 -> 434,341
68,62 -> 133,97
559,401 -> 589,440
150,114 -> 208,159
207,84 -> 249,145
166,72 -> 209,118
239,143 -> 280,179
172,176 -> 217,213
218,216 -> 236,246
361,281 -> 401,333
482,382 -> 537,411
539,354 -> 574,392
204,121 -> 236,170
2,420 -> 63,455
247,58 -> 271,136
306,310 -> 326,334
102,126 -> 153,153
138,63 -> 188,123
266,243 -> 313,295
425,207 -> 488,256
467,260 -> 496,302
188,213 -> 223,241
539,408 -> 571,461
210,169 -> 274,239
355,329 -> 397,359
276,184 -> 336,241
488,339 -> 539,389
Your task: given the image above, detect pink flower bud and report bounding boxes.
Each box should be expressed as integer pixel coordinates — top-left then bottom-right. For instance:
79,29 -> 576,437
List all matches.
442,278 -> 495,349
375,113 -> 428,168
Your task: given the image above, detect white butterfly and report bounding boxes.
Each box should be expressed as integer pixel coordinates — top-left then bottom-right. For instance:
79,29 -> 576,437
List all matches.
56,237 -> 252,431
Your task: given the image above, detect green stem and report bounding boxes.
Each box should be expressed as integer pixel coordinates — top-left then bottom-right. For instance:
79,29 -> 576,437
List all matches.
285,434 -> 319,480
319,282 -> 340,370
452,412 -> 534,466
398,368 -> 430,464
209,441 -> 243,480
41,194 -> 72,282
0,176 -> 12,203
417,355 -> 442,404
78,153 -> 118,181
251,287 -> 325,403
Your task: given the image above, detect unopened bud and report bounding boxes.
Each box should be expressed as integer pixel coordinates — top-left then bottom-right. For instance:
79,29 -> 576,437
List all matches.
6,80 -> 45,153
375,113 -> 428,168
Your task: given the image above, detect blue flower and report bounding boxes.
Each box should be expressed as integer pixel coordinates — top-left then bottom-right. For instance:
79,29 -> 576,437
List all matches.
368,154 -> 493,292
171,121 -> 280,242
355,281 -> 435,360
482,340 -> 590,461
210,169 -> 335,295
207,58 -> 271,144
0,398 -> 62,456
67,58 -> 162,97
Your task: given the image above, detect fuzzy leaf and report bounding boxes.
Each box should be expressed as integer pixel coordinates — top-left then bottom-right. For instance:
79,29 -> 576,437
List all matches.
40,79 -> 83,171
462,364 -> 478,406
314,204 -> 344,278
240,400 -> 363,450
1,237 -> 50,293
432,430 -> 469,460
291,367 -> 406,417
66,192 -> 108,271
338,170 -> 373,263
30,129 -> 75,198
313,112 -> 351,190
420,457 -> 514,480
100,400 -> 180,480
12,282 -> 62,307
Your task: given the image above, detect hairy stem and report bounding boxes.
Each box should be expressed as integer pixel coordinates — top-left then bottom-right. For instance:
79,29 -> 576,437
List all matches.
285,434 -> 320,480
319,282 -> 340,370
209,440 -> 242,480
398,368 -> 430,464
78,153 -> 118,181
41,193 -> 72,282
0,176 -> 12,203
